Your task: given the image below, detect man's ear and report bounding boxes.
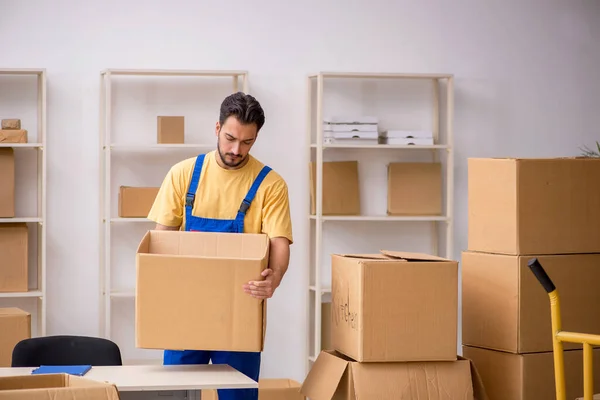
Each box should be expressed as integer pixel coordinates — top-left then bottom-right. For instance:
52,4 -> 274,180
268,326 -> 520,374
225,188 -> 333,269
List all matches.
215,121 -> 221,137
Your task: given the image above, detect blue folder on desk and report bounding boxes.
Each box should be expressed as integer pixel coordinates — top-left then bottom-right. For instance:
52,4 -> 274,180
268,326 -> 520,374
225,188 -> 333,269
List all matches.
31,365 -> 92,376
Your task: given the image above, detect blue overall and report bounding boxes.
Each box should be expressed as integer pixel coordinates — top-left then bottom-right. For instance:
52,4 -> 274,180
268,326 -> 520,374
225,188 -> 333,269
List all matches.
163,153 -> 272,400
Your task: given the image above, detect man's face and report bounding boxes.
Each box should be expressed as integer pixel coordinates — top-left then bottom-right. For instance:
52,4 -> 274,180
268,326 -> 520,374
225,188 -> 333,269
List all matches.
215,116 -> 258,169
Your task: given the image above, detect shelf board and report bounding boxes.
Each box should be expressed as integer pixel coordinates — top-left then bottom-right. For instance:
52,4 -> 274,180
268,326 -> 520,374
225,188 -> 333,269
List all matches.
110,290 -> 135,298
101,69 -> 247,77
0,217 -> 42,223
310,143 -> 448,150
0,69 -> 45,76
309,215 -> 448,222
0,143 -> 43,149
0,290 -> 43,298
108,143 -> 214,151
109,217 -> 152,223
309,71 -> 453,80
309,286 -> 332,294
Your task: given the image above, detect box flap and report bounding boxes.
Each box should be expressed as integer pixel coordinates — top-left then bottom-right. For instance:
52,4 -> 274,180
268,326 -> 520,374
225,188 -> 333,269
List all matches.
350,359 -> 475,399
138,230 -> 269,260
332,253 -> 395,261
380,250 -> 451,262
300,351 -> 349,399
0,374 -> 120,399
458,356 -> 490,400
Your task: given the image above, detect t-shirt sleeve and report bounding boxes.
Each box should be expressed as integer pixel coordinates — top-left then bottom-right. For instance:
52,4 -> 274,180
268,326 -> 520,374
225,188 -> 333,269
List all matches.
147,164 -> 185,227
261,178 -> 294,244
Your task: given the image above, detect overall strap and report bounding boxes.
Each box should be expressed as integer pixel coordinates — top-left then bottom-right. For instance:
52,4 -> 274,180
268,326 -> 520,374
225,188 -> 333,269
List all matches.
237,165 -> 272,215
185,154 -> 206,210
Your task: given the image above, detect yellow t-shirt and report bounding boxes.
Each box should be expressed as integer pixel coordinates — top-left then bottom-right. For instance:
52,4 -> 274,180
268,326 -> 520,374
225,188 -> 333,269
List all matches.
147,150 -> 293,243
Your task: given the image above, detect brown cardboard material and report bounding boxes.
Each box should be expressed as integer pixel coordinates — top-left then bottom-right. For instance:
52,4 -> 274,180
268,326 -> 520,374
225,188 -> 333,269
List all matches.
387,162 -> 442,215
118,186 -> 160,218
321,301 -> 332,350
309,161 -> 360,215
0,130 -> 27,143
0,223 -> 28,292
135,230 -> 269,352
468,157 -> 600,255
300,350 -> 488,400
463,345 -> 600,400
0,308 -> 30,367
0,148 -> 15,217
462,251 -> 600,354
0,374 -> 120,399
157,116 -> 184,144
1,119 -> 20,130
331,250 -> 458,362
202,378 -> 305,400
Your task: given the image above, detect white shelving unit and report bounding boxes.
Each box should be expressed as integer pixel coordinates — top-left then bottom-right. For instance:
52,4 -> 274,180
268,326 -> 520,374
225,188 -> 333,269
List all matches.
99,68 -> 249,364
305,71 -> 454,371
0,68 -> 47,336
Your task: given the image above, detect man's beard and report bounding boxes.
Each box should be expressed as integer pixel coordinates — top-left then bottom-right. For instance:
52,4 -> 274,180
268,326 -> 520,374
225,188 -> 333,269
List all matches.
217,143 -> 245,168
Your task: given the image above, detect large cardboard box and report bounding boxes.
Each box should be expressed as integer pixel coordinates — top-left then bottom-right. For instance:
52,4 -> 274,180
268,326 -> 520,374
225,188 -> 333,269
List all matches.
135,230 -> 269,352
118,186 -> 159,218
331,251 -> 458,362
309,161 -> 360,215
387,162 -> 442,215
468,158 -> 600,255
462,251 -> 600,354
202,378 -> 304,400
0,223 -> 28,292
0,148 -> 15,217
467,157 -> 600,255
301,350 -> 488,400
0,374 -> 120,399
0,308 -> 30,367
463,345 -> 600,400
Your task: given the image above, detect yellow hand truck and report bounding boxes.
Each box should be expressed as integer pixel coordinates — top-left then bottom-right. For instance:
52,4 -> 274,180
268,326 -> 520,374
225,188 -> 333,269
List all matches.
528,258 -> 600,400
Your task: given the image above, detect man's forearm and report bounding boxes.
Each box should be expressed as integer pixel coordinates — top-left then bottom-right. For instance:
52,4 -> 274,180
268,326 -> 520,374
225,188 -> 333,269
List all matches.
155,223 -> 180,231
269,237 -> 290,284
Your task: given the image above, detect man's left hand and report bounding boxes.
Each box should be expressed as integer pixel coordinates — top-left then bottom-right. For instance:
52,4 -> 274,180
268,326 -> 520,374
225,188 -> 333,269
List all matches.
243,268 -> 281,299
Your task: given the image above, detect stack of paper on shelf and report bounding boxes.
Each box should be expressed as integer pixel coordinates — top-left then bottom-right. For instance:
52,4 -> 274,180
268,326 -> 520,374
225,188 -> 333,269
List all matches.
463,157 -> 600,400
380,129 -> 434,145
301,250 -> 488,400
322,116 -> 378,145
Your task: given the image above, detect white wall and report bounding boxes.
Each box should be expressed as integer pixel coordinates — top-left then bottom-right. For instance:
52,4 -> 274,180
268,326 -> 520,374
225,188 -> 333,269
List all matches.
1,0 -> 599,385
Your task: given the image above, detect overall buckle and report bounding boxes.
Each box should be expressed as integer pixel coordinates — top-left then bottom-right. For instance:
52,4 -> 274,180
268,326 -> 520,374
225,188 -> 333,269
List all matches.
185,194 -> 195,207
239,199 -> 251,214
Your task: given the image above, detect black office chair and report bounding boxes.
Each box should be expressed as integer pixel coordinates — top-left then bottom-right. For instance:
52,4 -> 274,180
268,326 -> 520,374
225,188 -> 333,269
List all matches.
11,335 -> 123,367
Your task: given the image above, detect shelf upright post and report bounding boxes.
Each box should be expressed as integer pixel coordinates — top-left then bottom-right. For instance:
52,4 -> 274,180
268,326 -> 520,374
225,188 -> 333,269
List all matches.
37,69 -> 47,336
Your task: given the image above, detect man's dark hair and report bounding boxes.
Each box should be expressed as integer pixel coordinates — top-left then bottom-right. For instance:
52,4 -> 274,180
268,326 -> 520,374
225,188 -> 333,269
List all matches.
219,92 -> 265,132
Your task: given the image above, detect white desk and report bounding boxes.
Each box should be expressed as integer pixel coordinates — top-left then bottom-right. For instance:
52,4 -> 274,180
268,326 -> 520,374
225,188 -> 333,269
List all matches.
0,364 -> 257,393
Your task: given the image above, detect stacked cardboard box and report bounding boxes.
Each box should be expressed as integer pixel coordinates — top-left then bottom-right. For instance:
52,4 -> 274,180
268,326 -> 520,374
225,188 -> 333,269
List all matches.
0,118 -> 28,144
463,157 -> 600,400
0,308 -> 31,367
301,250 -> 488,399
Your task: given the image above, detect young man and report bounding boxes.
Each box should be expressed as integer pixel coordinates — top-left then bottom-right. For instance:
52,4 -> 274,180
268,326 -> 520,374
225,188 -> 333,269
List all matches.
147,92 -> 293,400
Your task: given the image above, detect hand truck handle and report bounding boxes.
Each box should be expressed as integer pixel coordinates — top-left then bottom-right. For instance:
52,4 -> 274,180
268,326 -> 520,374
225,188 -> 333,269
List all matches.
527,258 -> 556,293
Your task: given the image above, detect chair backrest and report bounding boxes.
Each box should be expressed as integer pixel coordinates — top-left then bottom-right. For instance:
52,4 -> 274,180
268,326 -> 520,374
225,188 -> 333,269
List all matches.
11,335 -> 123,367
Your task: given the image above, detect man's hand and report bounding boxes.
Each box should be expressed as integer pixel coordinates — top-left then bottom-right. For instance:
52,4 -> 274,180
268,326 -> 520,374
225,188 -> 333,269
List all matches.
243,268 -> 282,300
243,236 -> 290,299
